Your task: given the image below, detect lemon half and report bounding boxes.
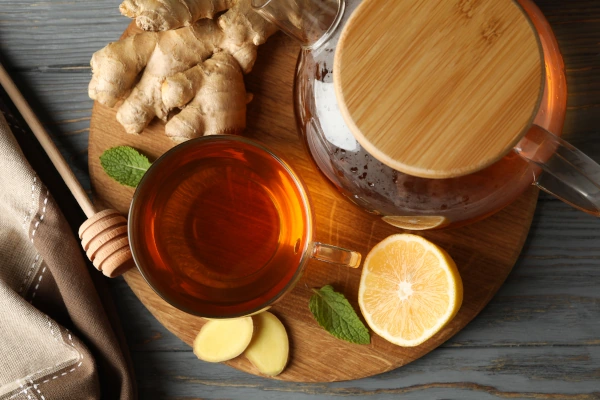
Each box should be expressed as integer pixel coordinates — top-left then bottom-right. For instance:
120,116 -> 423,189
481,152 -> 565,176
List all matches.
358,234 -> 463,347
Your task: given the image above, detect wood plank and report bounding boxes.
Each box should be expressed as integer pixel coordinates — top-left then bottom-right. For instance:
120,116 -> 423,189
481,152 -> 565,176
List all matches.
0,0 -> 128,69
129,348 -> 600,399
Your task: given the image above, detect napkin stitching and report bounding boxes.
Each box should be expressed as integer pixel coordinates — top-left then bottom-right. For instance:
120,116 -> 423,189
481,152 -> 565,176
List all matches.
18,254 -> 40,295
30,266 -> 46,304
17,179 -> 47,297
30,190 -> 49,242
17,176 -> 41,295
18,382 -> 32,400
28,190 -> 49,304
29,379 -> 45,400
38,322 -> 84,385
21,176 -> 36,231
8,359 -> 68,400
8,318 -> 85,398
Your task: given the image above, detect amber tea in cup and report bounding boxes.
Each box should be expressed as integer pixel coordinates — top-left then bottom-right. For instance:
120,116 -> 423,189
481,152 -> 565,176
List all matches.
129,135 -> 360,318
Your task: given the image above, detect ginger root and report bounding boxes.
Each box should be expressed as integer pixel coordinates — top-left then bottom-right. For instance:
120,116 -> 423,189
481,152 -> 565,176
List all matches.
244,311 -> 289,376
89,0 -> 276,138
120,0 -> 235,31
193,317 -> 254,362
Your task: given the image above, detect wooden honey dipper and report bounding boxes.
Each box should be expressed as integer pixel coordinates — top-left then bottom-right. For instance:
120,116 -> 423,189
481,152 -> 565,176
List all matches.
0,63 -> 133,277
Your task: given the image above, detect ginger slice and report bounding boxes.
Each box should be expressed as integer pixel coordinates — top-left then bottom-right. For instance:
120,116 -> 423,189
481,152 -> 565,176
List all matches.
89,0 -> 276,137
244,312 -> 289,376
193,317 -> 254,363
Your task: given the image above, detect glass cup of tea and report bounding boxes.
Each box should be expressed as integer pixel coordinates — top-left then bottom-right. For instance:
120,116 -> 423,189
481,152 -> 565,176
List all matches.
128,135 -> 361,318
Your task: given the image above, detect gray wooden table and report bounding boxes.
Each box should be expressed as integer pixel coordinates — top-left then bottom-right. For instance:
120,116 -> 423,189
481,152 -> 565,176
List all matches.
1,0 -> 599,398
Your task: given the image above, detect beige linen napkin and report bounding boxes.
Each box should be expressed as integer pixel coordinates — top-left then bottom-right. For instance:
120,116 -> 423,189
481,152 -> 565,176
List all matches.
0,106 -> 135,399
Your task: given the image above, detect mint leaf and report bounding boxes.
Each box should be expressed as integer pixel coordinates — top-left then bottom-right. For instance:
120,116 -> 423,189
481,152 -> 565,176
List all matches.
309,285 -> 370,345
100,146 -> 151,188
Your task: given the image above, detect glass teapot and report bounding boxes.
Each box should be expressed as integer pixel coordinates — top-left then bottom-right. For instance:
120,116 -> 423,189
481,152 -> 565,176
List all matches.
253,0 -> 600,230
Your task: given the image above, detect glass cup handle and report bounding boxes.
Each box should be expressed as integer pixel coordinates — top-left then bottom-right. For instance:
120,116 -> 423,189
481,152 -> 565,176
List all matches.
514,124 -> 600,215
310,242 -> 362,268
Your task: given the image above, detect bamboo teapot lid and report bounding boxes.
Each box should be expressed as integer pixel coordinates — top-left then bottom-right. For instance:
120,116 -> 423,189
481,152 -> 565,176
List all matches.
334,0 -> 544,179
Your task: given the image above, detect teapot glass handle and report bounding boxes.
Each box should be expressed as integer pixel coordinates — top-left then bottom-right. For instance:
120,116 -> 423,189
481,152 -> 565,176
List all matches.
514,125 -> 600,216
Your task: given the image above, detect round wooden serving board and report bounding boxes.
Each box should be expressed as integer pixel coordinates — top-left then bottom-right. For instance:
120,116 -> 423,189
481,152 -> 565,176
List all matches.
89,23 -> 539,382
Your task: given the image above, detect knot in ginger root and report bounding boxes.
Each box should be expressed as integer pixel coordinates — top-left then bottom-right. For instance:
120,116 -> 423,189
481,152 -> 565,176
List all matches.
162,52 -> 251,141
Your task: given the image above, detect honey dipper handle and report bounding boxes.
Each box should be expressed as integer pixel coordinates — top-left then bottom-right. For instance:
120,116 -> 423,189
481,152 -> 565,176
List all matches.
0,63 -> 96,218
